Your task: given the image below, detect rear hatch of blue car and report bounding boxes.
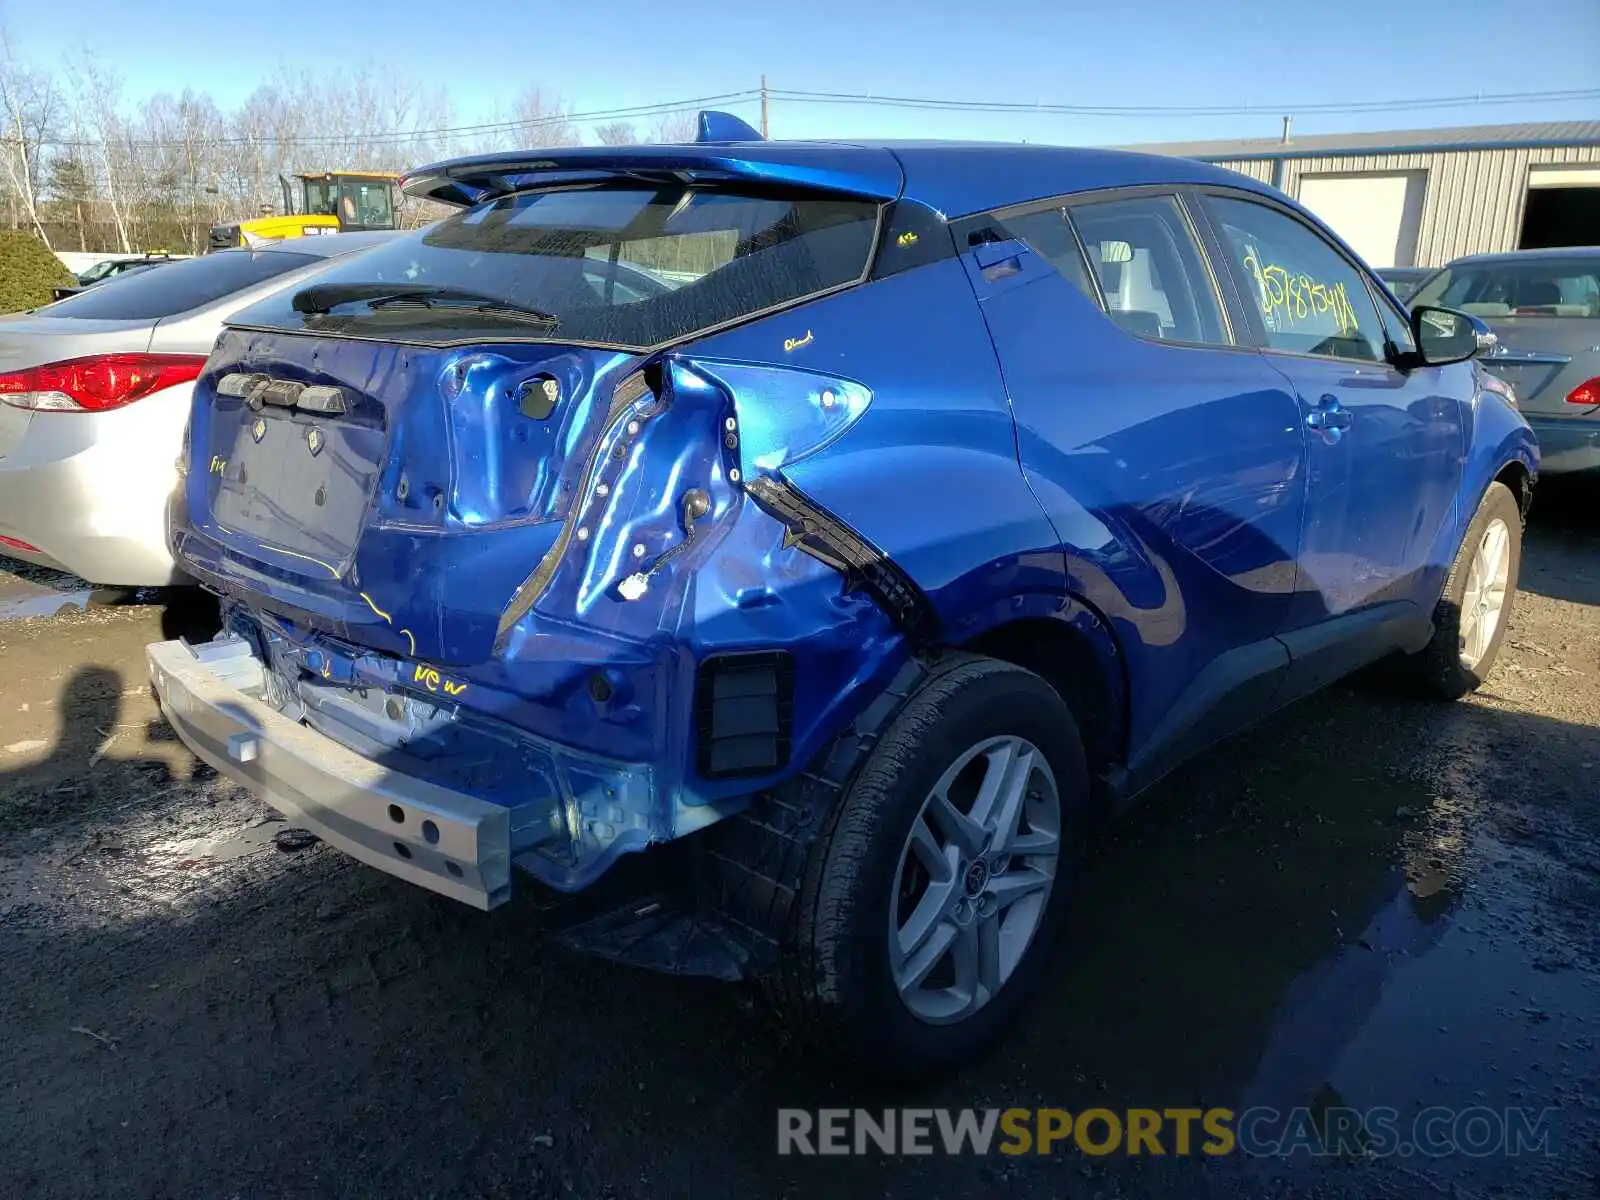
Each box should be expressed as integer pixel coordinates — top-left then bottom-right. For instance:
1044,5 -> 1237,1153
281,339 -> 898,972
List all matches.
181,168 -> 891,667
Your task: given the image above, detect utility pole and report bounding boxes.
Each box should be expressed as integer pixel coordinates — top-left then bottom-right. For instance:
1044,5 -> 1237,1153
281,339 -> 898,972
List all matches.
760,75 -> 769,138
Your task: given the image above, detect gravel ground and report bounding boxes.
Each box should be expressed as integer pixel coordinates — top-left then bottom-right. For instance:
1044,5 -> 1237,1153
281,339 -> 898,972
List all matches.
0,483 -> 1595,1200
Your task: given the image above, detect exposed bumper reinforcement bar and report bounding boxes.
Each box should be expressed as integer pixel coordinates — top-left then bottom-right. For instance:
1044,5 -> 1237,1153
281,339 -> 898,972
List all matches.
147,637 -> 514,910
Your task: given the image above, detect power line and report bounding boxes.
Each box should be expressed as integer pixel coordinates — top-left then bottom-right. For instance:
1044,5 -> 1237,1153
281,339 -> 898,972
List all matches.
16,79 -> 1597,155
766,85 -> 1600,118
31,90 -> 762,150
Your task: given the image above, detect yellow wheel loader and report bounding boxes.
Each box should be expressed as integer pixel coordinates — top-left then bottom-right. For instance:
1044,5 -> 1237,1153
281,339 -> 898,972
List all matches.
209,171 -> 399,250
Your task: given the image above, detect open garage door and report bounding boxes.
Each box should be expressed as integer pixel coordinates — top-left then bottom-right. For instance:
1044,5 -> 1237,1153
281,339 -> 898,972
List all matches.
1519,166 -> 1600,250
1296,172 -> 1426,269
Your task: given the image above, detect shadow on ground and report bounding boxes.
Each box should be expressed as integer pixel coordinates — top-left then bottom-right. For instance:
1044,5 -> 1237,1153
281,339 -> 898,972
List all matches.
3,684 -> 1596,1196
1521,475 -> 1600,607
0,492 -> 1595,1198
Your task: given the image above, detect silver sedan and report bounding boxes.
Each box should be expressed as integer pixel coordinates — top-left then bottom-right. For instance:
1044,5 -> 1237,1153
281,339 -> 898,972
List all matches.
1410,246 -> 1600,477
0,232 -> 394,585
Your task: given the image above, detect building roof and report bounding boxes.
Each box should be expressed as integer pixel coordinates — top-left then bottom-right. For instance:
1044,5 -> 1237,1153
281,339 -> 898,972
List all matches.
1123,120 -> 1600,162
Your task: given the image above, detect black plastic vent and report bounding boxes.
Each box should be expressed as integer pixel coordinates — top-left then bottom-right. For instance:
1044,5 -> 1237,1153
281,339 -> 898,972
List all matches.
694,651 -> 796,779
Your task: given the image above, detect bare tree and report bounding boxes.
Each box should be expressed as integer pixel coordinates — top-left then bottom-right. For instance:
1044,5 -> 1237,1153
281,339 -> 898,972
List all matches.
593,120 -> 639,146
0,27 -> 59,244
63,59 -> 133,251
649,111 -> 698,144
0,34 -> 616,252
137,90 -> 228,253
481,86 -> 580,153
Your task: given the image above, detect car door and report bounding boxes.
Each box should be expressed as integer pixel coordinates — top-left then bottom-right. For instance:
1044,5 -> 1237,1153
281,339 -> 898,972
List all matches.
1194,191 -> 1467,692
955,189 -> 1310,790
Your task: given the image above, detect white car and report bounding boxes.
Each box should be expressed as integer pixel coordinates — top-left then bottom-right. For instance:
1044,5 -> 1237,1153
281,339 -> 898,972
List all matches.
0,232 -> 394,585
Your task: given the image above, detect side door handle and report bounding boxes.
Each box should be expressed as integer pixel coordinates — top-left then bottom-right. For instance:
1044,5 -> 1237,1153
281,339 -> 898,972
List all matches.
1306,394 -> 1353,443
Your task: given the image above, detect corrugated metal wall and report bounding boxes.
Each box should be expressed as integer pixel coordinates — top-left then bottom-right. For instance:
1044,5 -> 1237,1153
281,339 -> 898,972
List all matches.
1208,145 -> 1600,266
1212,159 -> 1276,184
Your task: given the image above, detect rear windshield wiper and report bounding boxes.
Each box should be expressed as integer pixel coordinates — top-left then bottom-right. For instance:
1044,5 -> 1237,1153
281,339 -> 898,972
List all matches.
291,282 -> 559,327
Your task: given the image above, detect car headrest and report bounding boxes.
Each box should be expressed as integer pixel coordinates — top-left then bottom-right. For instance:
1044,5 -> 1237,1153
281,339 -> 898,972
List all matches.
1518,280 -> 1562,307
1110,309 -> 1164,339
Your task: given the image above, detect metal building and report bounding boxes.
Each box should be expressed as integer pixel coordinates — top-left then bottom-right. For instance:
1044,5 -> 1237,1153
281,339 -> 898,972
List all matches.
1130,120 -> 1600,269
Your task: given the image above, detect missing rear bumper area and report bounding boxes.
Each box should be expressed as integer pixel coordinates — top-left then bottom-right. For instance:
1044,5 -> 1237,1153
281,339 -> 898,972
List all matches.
148,636 -> 519,908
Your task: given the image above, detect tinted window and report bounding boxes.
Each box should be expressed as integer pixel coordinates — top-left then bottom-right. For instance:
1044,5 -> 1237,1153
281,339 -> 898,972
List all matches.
579,256 -> 672,305
991,207 -> 1096,299
1411,258 -> 1600,318
303,180 -> 336,216
44,250 -> 318,320
1066,195 -> 1228,344
1373,287 -> 1416,356
232,184 -> 879,350
1379,270 -> 1427,300
1205,196 -> 1385,361
342,181 -> 393,228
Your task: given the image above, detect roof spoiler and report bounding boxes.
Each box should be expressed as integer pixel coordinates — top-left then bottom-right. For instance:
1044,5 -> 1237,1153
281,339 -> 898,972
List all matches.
400,111 -> 903,208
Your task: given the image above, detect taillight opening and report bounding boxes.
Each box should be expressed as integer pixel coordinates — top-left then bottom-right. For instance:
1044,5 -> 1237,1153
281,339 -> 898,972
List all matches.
0,354 -> 208,414
1566,377 -> 1600,407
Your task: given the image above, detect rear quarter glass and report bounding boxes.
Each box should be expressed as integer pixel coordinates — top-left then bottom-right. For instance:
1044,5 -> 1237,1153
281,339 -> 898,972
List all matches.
226,185 -> 882,350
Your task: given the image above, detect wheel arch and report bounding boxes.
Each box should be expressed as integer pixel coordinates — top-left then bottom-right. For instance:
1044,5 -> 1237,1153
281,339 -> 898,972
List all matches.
1433,405 -> 1538,581
1493,457 -> 1535,520
954,597 -> 1129,796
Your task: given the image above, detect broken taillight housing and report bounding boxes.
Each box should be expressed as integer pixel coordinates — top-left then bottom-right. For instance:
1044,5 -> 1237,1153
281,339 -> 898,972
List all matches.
0,353 -> 208,413
1566,377 -> 1600,407
673,358 -> 872,474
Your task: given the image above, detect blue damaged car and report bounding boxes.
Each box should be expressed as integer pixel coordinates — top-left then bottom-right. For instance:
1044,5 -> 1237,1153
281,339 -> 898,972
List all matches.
147,112 -> 1537,1077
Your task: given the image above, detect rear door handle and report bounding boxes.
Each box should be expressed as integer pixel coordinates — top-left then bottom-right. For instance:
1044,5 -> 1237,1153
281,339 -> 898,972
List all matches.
1306,395 -> 1352,441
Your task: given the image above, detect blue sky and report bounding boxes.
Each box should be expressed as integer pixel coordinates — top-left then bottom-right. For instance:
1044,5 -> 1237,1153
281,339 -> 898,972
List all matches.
7,0 -> 1599,146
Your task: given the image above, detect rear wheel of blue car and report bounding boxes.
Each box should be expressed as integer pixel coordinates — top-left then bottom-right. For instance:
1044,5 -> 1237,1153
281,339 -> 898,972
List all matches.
777,656 -> 1089,1080
1397,480 -> 1524,700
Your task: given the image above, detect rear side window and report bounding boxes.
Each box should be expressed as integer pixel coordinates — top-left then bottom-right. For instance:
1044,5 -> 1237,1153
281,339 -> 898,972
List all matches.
1066,195 -> 1228,345
1204,196 -> 1385,362
234,184 -> 881,350
1411,259 -> 1600,318
44,250 -> 318,320
991,207 -> 1097,299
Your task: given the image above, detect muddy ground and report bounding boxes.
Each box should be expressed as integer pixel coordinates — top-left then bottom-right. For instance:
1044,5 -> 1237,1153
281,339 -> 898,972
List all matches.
1,485 -> 1596,1200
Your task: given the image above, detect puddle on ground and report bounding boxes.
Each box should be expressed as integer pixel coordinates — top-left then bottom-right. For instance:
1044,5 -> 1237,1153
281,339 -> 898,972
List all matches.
0,576 -> 158,621
147,819 -> 283,868
1239,817 -> 1594,1188
0,586 -> 95,621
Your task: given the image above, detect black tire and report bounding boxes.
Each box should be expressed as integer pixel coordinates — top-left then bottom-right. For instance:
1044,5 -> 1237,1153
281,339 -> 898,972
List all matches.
773,655 -> 1089,1080
1395,480 -> 1523,701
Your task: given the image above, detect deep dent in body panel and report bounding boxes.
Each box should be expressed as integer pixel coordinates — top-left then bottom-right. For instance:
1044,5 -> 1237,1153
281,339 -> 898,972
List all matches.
186,328 -> 909,890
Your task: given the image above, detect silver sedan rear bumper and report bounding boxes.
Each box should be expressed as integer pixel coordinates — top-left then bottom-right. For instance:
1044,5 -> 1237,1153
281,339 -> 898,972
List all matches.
147,637 -> 514,909
0,389 -> 188,586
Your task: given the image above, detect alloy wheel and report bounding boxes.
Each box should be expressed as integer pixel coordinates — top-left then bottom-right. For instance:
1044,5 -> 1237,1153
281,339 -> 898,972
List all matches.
1460,516 -> 1512,669
888,735 -> 1062,1025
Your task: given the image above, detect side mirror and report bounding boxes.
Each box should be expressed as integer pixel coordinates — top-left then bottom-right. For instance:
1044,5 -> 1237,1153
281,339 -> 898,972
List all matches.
1410,304 -> 1495,367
